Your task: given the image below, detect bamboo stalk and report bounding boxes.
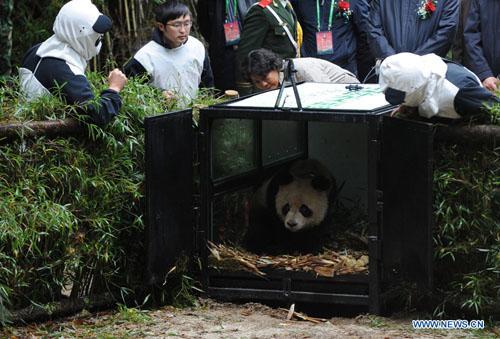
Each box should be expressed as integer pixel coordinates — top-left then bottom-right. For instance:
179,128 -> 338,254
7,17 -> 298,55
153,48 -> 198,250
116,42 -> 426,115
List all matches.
138,0 -> 144,23
131,0 -> 138,38
124,0 -> 131,34
118,0 -> 123,23
101,5 -> 114,63
123,0 -> 132,53
105,31 -> 114,62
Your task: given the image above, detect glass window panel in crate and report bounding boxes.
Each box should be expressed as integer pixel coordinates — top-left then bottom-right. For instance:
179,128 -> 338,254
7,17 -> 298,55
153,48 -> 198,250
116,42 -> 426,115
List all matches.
308,122 -> 370,212
211,119 -> 256,179
262,120 -> 306,165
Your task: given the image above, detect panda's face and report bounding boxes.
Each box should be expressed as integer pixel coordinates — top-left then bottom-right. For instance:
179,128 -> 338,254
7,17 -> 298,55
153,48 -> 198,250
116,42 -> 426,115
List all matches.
275,178 -> 329,232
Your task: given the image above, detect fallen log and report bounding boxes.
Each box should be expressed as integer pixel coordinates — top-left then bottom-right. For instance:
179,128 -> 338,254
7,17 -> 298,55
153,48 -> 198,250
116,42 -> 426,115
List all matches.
435,124 -> 500,145
0,118 -> 84,139
11,292 -> 116,325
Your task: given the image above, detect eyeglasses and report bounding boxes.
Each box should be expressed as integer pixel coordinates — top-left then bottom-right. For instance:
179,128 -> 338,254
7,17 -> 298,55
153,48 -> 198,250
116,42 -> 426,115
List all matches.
166,20 -> 193,29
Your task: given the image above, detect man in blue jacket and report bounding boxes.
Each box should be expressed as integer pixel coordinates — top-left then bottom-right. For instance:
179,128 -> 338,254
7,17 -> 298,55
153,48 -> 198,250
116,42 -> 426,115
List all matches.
464,0 -> 499,91
368,0 -> 459,61
451,0 -> 472,64
290,0 -> 371,76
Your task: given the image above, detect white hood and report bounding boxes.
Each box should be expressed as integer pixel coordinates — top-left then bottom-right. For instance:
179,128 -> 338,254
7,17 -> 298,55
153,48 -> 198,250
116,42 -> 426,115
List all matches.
36,0 -> 111,74
379,53 -> 461,119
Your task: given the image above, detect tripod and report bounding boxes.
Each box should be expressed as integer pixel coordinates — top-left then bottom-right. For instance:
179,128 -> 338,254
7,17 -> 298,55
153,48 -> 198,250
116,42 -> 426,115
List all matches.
274,58 -> 303,111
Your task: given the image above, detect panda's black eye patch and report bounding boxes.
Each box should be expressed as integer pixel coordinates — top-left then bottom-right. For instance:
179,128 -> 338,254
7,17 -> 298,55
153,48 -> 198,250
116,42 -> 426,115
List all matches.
300,204 -> 312,217
281,203 -> 290,215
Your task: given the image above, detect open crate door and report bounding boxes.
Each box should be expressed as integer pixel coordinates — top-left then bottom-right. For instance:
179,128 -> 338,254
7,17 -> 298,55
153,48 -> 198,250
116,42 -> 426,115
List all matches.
381,116 -> 434,289
145,110 -> 193,284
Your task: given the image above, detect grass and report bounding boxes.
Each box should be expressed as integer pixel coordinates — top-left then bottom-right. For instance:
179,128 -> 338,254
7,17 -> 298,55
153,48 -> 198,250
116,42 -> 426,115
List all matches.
486,91 -> 500,124
365,314 -> 388,328
116,304 -> 152,324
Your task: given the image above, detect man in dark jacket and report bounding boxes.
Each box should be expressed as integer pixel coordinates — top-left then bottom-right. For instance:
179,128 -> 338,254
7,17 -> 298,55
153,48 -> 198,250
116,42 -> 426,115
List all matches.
451,0 -> 472,64
290,0 -> 371,77
353,0 -> 376,82
368,0 -> 459,60
464,0 -> 499,91
197,0 -> 256,91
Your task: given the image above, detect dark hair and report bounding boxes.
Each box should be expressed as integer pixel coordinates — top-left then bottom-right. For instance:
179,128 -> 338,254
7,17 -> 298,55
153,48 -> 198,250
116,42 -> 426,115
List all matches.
241,48 -> 283,82
154,1 -> 191,24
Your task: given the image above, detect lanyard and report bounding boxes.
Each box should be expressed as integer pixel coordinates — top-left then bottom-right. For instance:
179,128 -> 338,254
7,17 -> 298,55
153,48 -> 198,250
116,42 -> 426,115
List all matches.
316,0 -> 335,32
225,0 -> 238,22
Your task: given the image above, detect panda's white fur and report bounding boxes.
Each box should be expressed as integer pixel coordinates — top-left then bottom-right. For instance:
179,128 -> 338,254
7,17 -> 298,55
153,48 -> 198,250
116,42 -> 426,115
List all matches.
244,159 -> 336,254
275,175 -> 330,232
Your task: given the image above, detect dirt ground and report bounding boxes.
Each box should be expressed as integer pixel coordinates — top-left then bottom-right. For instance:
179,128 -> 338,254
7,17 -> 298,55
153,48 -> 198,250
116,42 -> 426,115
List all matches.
2,298 -> 497,338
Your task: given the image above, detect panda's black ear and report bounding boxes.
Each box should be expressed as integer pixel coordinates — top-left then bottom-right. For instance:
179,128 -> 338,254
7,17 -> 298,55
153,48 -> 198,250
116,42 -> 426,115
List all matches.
311,175 -> 331,192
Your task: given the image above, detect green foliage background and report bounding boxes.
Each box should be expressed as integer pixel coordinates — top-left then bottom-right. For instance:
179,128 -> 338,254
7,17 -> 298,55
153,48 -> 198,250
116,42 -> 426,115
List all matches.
10,0 -> 65,68
433,142 -> 499,319
0,74 -> 178,323
0,70 -> 220,324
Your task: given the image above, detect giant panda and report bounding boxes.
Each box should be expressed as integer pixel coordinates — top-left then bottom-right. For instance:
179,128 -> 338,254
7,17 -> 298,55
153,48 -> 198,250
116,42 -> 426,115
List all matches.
243,159 -> 338,255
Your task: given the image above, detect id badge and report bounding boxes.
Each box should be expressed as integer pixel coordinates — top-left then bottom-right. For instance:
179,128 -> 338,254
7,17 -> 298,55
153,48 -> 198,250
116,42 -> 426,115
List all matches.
224,21 -> 241,46
316,31 -> 333,55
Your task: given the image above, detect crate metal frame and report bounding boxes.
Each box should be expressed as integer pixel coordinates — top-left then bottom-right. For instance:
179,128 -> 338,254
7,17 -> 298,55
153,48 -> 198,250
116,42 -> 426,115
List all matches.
144,88 -> 435,315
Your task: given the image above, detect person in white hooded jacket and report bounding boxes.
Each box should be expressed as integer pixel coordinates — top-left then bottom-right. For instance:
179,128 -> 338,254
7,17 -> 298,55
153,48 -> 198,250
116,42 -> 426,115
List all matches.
19,0 -> 127,126
378,52 -> 499,119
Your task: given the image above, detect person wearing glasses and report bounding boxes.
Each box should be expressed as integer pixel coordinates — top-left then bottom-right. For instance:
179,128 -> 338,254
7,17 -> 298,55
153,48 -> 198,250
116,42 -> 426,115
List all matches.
124,1 -> 214,107
18,0 -> 127,126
